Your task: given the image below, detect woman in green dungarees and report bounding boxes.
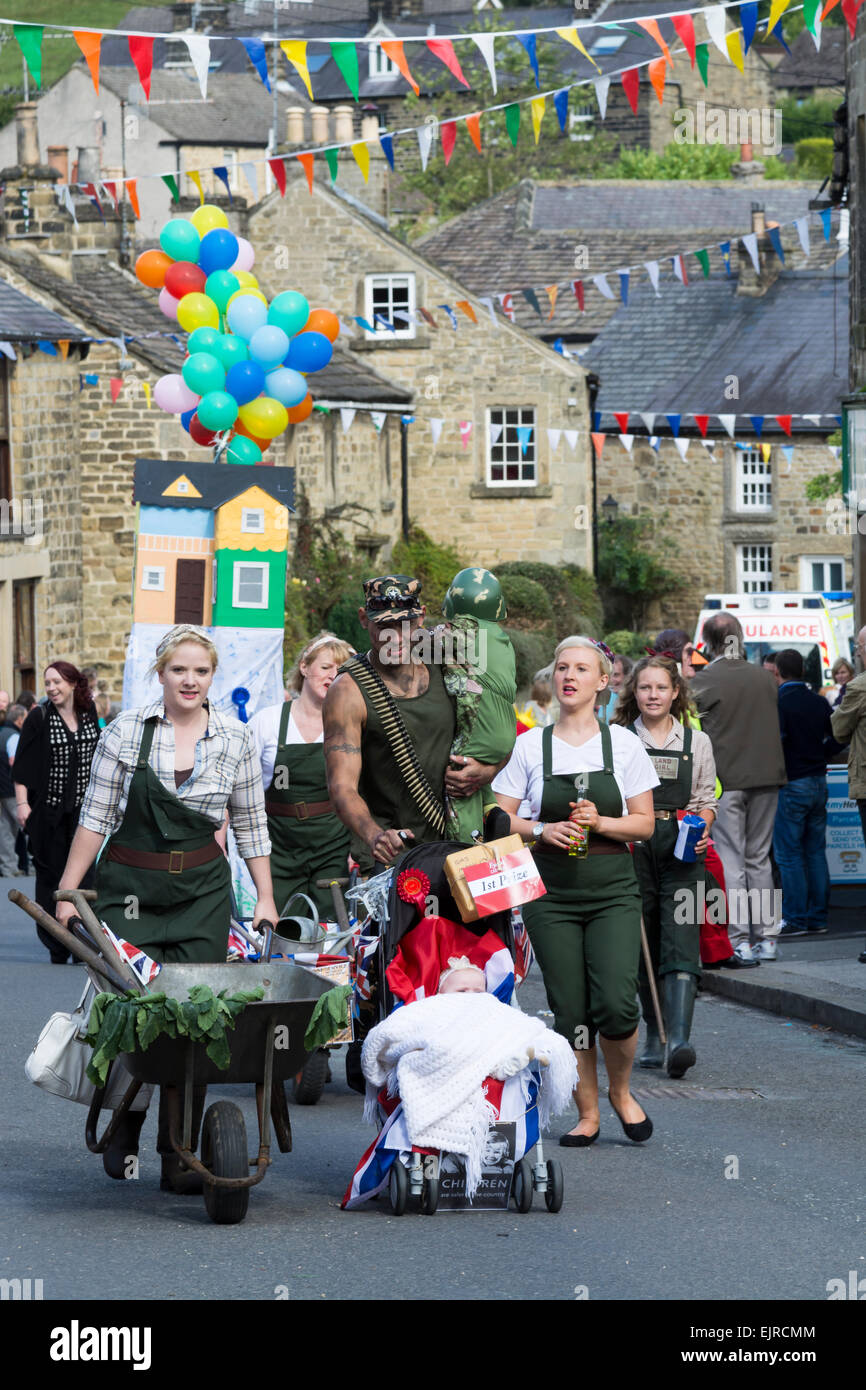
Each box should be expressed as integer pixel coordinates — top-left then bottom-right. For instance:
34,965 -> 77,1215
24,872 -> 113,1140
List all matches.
249,632 -> 352,921
55,625 -> 277,1188
493,636 -> 658,1148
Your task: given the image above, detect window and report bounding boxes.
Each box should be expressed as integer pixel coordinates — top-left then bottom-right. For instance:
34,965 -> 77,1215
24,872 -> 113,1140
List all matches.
737,544 -> 773,593
363,273 -> 416,339
232,561 -> 269,609
736,447 -> 772,511
13,579 -> 36,691
800,556 -> 846,592
588,35 -> 627,56
141,566 -> 165,591
569,103 -> 595,142
222,149 -> 240,192
368,43 -> 398,79
241,508 -> 265,534
486,407 -> 537,486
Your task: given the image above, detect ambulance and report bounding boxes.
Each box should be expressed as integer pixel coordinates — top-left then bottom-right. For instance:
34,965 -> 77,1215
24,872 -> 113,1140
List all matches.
693,592 -> 855,690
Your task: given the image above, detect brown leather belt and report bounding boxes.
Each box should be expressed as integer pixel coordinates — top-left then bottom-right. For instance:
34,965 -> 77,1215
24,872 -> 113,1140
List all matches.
265,798 -> 334,820
106,841 -> 223,874
587,838 -> 628,855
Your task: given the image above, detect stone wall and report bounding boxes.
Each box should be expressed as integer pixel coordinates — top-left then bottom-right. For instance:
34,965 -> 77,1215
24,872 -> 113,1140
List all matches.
849,23 -> 866,389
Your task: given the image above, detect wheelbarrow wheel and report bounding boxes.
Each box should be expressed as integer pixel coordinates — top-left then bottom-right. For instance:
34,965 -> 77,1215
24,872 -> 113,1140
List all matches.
293,1047 -> 329,1106
389,1159 -> 408,1216
512,1158 -> 533,1213
201,1102 -> 249,1226
544,1159 -> 564,1214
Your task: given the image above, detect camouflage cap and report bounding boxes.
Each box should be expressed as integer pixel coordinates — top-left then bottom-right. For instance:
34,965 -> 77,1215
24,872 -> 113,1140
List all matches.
362,574 -> 425,624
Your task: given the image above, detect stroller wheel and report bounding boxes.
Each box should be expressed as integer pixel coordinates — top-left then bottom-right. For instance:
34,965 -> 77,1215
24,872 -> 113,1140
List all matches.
511,1158 -> 533,1213
292,1048 -> 329,1105
420,1176 -> 439,1215
389,1160 -> 408,1216
545,1159 -> 564,1213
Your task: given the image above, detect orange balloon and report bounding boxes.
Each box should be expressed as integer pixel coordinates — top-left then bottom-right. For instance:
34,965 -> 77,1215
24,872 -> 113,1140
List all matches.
135,249 -> 172,290
233,420 -> 270,449
287,393 -> 314,423
304,309 -> 339,343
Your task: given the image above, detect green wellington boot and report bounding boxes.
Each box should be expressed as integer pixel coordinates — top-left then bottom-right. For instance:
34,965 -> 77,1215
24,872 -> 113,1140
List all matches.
664,972 -> 698,1079
638,983 -> 664,1068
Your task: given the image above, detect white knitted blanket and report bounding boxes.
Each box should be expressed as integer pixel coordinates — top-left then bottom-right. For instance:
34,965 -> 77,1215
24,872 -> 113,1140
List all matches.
361,993 -> 577,1196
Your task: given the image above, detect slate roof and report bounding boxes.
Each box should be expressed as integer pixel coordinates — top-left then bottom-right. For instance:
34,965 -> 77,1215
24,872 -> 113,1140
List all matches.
97,66 -> 311,146
583,256 -> 848,433
0,277 -> 88,342
419,178 -> 839,339
770,27 -> 846,93
133,457 -> 295,510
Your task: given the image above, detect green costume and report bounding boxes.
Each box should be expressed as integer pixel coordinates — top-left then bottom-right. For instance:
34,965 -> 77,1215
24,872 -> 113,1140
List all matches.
94,718 -> 231,965
265,701 -> 350,920
522,722 -> 642,1045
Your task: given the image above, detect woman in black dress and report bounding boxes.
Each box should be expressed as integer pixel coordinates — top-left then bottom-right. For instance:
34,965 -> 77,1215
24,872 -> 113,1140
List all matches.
12,661 -> 100,962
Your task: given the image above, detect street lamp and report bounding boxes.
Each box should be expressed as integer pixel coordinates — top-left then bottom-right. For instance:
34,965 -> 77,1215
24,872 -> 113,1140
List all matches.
601,494 -> 619,526
841,392 -> 866,620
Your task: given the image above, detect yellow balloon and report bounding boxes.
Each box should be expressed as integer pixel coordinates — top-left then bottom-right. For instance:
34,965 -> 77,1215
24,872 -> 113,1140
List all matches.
238,396 -> 289,440
234,270 -> 259,290
176,292 -> 219,332
190,204 -> 229,235
226,288 -> 268,309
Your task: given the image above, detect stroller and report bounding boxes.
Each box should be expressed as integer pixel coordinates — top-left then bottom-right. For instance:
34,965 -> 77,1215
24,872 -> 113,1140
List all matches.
341,841 -> 565,1216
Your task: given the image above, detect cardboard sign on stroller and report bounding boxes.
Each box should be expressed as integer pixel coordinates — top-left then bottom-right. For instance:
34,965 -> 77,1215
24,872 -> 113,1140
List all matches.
445,836 -> 546,921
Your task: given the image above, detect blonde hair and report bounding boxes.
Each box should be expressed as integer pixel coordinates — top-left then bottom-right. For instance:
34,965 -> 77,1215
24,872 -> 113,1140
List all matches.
553,635 -> 612,679
150,625 -> 219,677
287,630 -> 353,694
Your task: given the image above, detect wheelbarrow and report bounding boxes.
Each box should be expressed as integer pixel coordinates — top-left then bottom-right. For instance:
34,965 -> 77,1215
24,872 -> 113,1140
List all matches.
10,887 -> 336,1225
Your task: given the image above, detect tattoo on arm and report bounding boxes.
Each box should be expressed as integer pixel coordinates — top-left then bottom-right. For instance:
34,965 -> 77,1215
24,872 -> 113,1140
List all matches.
325,741 -> 361,755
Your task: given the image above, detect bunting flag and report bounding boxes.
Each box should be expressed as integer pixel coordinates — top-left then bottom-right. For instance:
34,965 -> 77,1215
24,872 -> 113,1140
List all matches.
594,77 -> 610,120
621,435 -> 634,453
741,2 -> 759,51
441,120 -> 458,165
545,285 -> 558,319
768,0 -> 793,31
614,412 -> 630,433
554,88 -> 569,132
380,133 -> 395,168
351,142 -> 370,180
781,445 -> 794,472
370,411 -> 387,432
281,40 -> 314,100
456,300 -> 477,324
621,68 -> 640,116
638,18 -> 674,64
547,428 -> 562,452
555,26 -> 601,73
703,6 -> 730,54
695,43 -> 710,84
37,340 -> 57,356
521,288 -> 542,316
591,432 -> 605,460
742,232 -> 760,272
239,37 -> 270,91
719,240 -> 732,275
478,296 -> 497,326
674,437 -> 690,460
750,415 -> 765,437
761,442 -> 772,462
498,293 -> 515,322
82,182 -> 103,219
102,180 -> 119,214
648,58 -> 667,103
490,421 -> 503,447
331,41 -> 360,100
142,382 -> 152,409
439,304 -> 459,329
795,216 -> 811,258
297,152 -> 314,194
776,415 -> 792,436
269,157 -> 287,195
417,123 -> 435,171
426,38 -> 470,88
564,429 -> 579,453
160,172 -> 180,203
213,166 -> 233,202
820,208 -> 832,239
671,13 -> 697,65
694,248 -> 710,278
519,33 -> 540,88
671,254 -> 688,285
516,424 -> 533,456
767,226 -> 785,263
126,180 -> 140,219
14,25 -> 43,87
572,280 -> 585,312
241,162 -> 259,199
353,316 -> 375,332
593,274 -> 614,300
466,113 -> 482,153
505,104 -> 520,147
459,420 -> 473,448
645,261 -> 661,296
128,35 -> 154,99
718,415 -> 736,437
74,30 -> 102,93
110,378 -> 124,403
430,418 -> 444,447
618,269 -> 630,304
57,339 -> 70,361
185,35 -> 210,99
472,33 -> 498,93
640,413 -> 656,435
187,170 -> 204,204
726,30 -> 745,72
667,414 -> 682,437
531,96 -> 546,143
340,408 -> 356,433
381,39 -> 420,95
694,415 -> 709,437
805,0 -> 822,28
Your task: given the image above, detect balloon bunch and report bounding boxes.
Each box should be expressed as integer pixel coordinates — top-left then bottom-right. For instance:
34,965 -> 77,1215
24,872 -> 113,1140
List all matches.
135,205 -> 337,465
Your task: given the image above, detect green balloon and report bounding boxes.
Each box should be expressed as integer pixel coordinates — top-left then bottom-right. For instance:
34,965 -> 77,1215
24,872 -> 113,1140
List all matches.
213,333 -> 249,371
188,326 -> 221,356
197,390 -> 238,431
182,351 -> 225,397
268,290 -> 310,337
206,270 -> 241,313
159,218 -> 200,263
227,435 -> 263,466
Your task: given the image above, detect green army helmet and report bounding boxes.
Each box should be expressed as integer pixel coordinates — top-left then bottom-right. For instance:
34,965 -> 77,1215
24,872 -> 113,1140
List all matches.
442,567 -> 507,622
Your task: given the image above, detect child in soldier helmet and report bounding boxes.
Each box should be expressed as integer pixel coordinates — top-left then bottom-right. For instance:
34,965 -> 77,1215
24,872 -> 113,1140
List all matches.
440,568 -> 517,843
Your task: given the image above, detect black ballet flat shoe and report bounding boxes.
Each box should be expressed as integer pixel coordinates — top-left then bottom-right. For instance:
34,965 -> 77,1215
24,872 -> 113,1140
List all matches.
608,1092 -> 653,1143
559,1128 -> 600,1147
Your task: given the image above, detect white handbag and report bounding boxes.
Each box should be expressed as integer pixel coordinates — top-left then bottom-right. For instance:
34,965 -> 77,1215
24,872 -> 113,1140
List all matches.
24,980 -> 153,1111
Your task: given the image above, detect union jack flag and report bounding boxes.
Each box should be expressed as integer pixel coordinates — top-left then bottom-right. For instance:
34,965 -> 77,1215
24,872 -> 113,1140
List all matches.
511,908 -> 535,986
100,924 -> 162,985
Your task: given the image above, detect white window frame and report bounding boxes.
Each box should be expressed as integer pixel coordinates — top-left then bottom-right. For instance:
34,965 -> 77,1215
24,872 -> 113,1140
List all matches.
737,543 -> 773,593
212,559 -> 217,604
222,148 -> 240,192
232,561 -> 269,609
799,555 -> 846,592
569,104 -> 595,143
363,273 -> 416,340
241,507 -> 265,534
486,406 -> 537,487
141,566 -> 165,592
736,446 -> 772,512
368,43 -> 398,80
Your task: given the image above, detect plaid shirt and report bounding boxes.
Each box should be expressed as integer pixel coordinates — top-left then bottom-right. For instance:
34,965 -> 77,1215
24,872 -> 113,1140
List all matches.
78,700 -> 271,859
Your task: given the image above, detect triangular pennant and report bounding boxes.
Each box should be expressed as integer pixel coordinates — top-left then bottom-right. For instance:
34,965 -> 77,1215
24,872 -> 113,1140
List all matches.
472,33 -> 498,93
126,180 -> 140,219
241,161 -> 259,199
761,442 -> 772,463
802,414 -> 822,425
780,445 -> 794,471
57,339 -> 70,361
379,132 -> 395,168
103,180 -> 119,214
694,415 -> 709,437
188,170 -> 204,204
614,413 -> 630,433
545,285 -> 558,319
621,68 -> 640,116
522,288 -> 542,316
726,29 -> 745,72
439,304 -> 459,330
719,240 -> 732,275
564,430 -> 579,453
645,261 -> 661,296
640,413 -> 656,435
671,13 -> 697,65
741,2 -> 759,51
82,182 -> 104,219
795,216 -> 811,258
701,439 -> 716,455
459,420 -> 473,449
820,0 -> 841,16
555,26 -> 601,72
505,104 -> 520,147
767,226 -> 786,264
518,33 -> 540,88
455,300 -> 477,324
650,437 -> 661,452
239,37 -> 270,91
718,414 -> 736,437
331,42 -> 360,101
694,248 -> 711,278
671,254 -> 688,285
592,411 -> 601,433
667,414 -> 682,437
621,435 -> 635,453
381,39 -> 420,95
498,293 -> 515,322
185,35 -> 210,99
268,158 -> 287,196
37,341 -> 58,356
554,88 -> 569,132
14,25 -> 43,88
354,316 -> 376,333
441,120 -> 457,165
417,123 -> 435,171
695,43 -> 710,85
74,30 -> 101,93
593,77 -> 610,119
804,0 -> 822,28
281,40 -> 314,100
768,0 -> 793,32
161,173 -> 180,204
213,166 -> 233,203
340,408 -> 356,433
142,382 -> 152,409
516,424 -> 533,456
742,231 -> 760,272
128,35 -> 154,99
430,418 -> 444,446
674,437 -> 690,460
593,273 -> 614,300
572,279 -> 585,312
297,152 -> 314,194
648,57 -> 667,103
531,96 -> 546,144
490,422 -> 503,446
775,415 -> 792,436
426,38 -> 469,87
547,428 -> 562,452
478,296 -> 497,326
110,377 -> 124,403
61,185 -> 78,227
351,143 -> 370,182
370,410 -> 387,432
637,18 -> 674,64
591,432 -> 605,460
820,207 -> 832,240
618,269 -> 630,304
703,6 -> 729,54
750,415 -> 765,437
464,112 -> 482,153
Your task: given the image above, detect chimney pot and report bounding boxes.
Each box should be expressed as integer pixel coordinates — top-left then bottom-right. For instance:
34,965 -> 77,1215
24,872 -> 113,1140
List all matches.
740,141 -> 753,163
15,102 -> 40,166
334,104 -> 354,144
311,106 -> 329,145
77,146 -> 101,184
360,113 -> 380,145
751,202 -> 766,235
286,107 -> 306,145
47,145 -> 69,182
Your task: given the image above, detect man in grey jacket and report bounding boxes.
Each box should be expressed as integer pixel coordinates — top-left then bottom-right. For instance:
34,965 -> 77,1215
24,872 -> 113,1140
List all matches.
691,613 -> 786,962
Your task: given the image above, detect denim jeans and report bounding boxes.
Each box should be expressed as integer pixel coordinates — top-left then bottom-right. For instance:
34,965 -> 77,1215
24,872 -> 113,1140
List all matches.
772,776 -> 830,930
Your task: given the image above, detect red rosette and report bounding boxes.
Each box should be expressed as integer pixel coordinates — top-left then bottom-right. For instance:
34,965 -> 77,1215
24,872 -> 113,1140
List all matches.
396,867 -> 430,914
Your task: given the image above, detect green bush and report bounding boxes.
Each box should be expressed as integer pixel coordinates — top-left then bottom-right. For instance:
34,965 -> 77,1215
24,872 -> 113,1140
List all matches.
793,137 -> 833,179
391,526 -> 465,615
326,592 -> 370,652
497,561 -> 601,637
506,629 -> 553,691
562,565 -> 603,636
498,574 -> 554,630
603,629 -> 651,659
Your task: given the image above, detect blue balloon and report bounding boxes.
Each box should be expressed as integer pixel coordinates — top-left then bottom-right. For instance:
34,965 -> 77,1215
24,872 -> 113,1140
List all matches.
198,228 -> 240,277
248,325 -> 290,372
264,366 -> 307,408
180,407 -> 196,433
286,330 -> 333,374
225,359 -> 266,406
226,293 -> 268,341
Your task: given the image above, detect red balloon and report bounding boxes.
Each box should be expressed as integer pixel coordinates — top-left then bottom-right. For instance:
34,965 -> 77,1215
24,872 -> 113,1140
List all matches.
189,414 -> 218,446
165,261 -> 207,300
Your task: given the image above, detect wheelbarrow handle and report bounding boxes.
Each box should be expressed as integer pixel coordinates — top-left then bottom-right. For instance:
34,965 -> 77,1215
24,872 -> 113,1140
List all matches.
7,890 -> 131,995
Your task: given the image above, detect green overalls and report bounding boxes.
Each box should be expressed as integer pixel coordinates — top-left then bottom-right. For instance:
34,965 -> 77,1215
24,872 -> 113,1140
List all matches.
630,722 -> 703,981
265,701 -> 350,920
521,722 -> 642,1046
94,718 -> 231,964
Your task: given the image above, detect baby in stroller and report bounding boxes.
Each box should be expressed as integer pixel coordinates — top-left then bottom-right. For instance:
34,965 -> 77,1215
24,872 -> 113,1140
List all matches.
341,851 -> 576,1215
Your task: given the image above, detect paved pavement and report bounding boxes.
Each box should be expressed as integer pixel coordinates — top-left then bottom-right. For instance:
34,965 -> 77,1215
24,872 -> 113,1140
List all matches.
2,874 -> 865,1305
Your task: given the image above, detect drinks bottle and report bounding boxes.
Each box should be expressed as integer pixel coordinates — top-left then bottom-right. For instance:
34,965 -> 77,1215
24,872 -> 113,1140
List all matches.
570,774 -> 589,858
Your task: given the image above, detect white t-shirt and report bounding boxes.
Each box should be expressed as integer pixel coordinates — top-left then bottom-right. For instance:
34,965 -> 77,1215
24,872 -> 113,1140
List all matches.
248,702 -> 322,790
492,724 -> 659,820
